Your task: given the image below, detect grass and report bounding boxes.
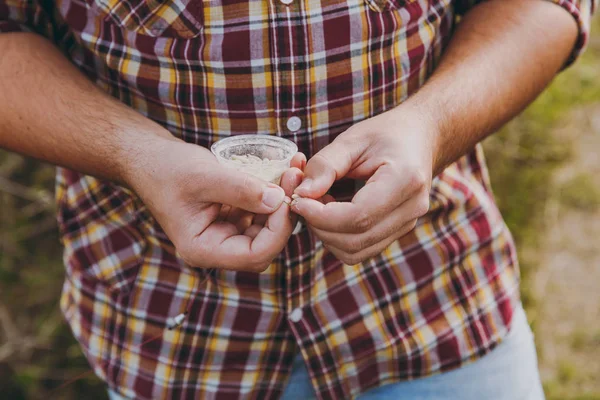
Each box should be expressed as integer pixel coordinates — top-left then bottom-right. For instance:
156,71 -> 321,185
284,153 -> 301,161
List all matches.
570,330 -> 589,351
559,173 -> 600,211
557,361 -> 578,384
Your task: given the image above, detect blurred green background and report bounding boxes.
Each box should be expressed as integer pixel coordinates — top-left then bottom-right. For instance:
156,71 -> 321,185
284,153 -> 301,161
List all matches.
1,16 -> 599,400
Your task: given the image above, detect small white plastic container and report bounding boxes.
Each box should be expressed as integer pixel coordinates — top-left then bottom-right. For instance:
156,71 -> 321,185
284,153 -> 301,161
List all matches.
211,135 -> 298,185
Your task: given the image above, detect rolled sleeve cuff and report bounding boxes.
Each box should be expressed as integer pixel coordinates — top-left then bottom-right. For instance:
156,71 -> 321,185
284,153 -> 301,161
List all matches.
548,0 -> 597,67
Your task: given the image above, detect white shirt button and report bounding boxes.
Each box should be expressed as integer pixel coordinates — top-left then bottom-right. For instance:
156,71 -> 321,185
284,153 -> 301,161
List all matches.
289,308 -> 303,322
292,221 -> 302,235
286,116 -> 301,132
280,0 -> 293,4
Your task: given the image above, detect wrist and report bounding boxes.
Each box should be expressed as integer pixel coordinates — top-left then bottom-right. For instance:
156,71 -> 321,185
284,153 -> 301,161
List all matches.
389,100 -> 442,178
117,131 -> 181,194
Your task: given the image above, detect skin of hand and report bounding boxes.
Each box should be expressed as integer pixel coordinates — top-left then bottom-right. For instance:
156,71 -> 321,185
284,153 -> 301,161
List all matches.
291,107 -> 433,265
127,137 -> 306,272
292,0 -> 578,265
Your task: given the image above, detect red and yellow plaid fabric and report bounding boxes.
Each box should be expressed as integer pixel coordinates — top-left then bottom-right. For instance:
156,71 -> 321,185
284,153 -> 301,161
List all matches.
1,0 -> 595,399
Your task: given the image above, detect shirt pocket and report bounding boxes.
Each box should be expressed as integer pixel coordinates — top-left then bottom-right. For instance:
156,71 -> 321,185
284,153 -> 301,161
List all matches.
85,0 -> 204,38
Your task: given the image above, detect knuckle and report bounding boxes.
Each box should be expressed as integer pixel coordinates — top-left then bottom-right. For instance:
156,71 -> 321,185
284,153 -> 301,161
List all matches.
346,236 -> 366,253
342,255 -> 362,265
397,219 -> 418,238
312,152 -> 330,165
353,211 -> 374,232
325,243 -> 364,266
337,251 -> 362,265
405,167 -> 428,193
414,195 -> 430,217
408,219 -> 418,231
249,260 -> 271,273
311,153 -> 336,178
245,251 -> 275,273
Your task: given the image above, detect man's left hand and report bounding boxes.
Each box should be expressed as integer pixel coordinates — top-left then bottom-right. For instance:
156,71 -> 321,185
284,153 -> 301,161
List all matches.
292,106 -> 437,265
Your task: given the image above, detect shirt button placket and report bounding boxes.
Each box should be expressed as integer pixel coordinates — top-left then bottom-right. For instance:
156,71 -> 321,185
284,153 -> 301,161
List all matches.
288,114 -> 303,235
286,116 -> 302,132
271,0 -> 311,367
289,307 -> 303,323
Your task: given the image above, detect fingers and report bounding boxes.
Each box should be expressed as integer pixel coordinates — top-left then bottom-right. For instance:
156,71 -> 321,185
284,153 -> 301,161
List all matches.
213,165 -> 301,234
216,205 -> 257,233
248,196 -> 295,260
292,198 -> 367,232
294,138 -> 357,199
306,185 -> 429,264
280,167 -> 304,197
253,213 -> 268,226
290,152 -> 307,171
308,194 -> 426,251
217,204 -> 232,221
182,198 -> 294,271
243,224 -> 262,239
321,220 -> 417,266
204,166 -> 286,214
225,207 -> 254,233
293,167 -> 428,233
203,152 -> 306,215
321,194 -> 335,204
279,166 -> 303,229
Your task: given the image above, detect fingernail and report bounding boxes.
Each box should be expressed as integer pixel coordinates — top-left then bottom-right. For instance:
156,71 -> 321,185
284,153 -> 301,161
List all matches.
296,179 -> 312,193
262,185 -> 285,209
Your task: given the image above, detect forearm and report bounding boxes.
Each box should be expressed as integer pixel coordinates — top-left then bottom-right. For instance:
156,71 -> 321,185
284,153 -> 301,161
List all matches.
0,33 -> 177,184
404,0 -> 578,175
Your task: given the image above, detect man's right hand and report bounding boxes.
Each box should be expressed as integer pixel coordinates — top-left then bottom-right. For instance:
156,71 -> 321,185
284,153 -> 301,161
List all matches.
126,136 -> 304,272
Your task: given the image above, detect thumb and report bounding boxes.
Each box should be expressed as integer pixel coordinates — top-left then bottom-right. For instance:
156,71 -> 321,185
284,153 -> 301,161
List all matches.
294,139 -> 354,199
204,167 -> 286,214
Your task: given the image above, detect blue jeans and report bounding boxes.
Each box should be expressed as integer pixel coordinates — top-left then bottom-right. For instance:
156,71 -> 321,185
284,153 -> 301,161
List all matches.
109,304 -> 544,400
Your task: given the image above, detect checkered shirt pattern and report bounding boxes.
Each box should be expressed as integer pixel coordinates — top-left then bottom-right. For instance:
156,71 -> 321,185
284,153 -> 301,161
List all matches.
1,0 -> 595,399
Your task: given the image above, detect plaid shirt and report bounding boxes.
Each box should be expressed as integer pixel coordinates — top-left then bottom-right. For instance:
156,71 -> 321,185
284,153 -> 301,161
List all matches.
1,0 -> 595,398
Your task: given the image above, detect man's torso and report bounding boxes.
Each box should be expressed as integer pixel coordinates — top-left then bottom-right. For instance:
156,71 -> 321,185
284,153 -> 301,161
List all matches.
48,1 -> 520,398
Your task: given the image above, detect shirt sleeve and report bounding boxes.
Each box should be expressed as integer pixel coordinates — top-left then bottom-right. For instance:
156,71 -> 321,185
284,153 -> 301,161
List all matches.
454,0 -> 598,67
0,0 -> 53,36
